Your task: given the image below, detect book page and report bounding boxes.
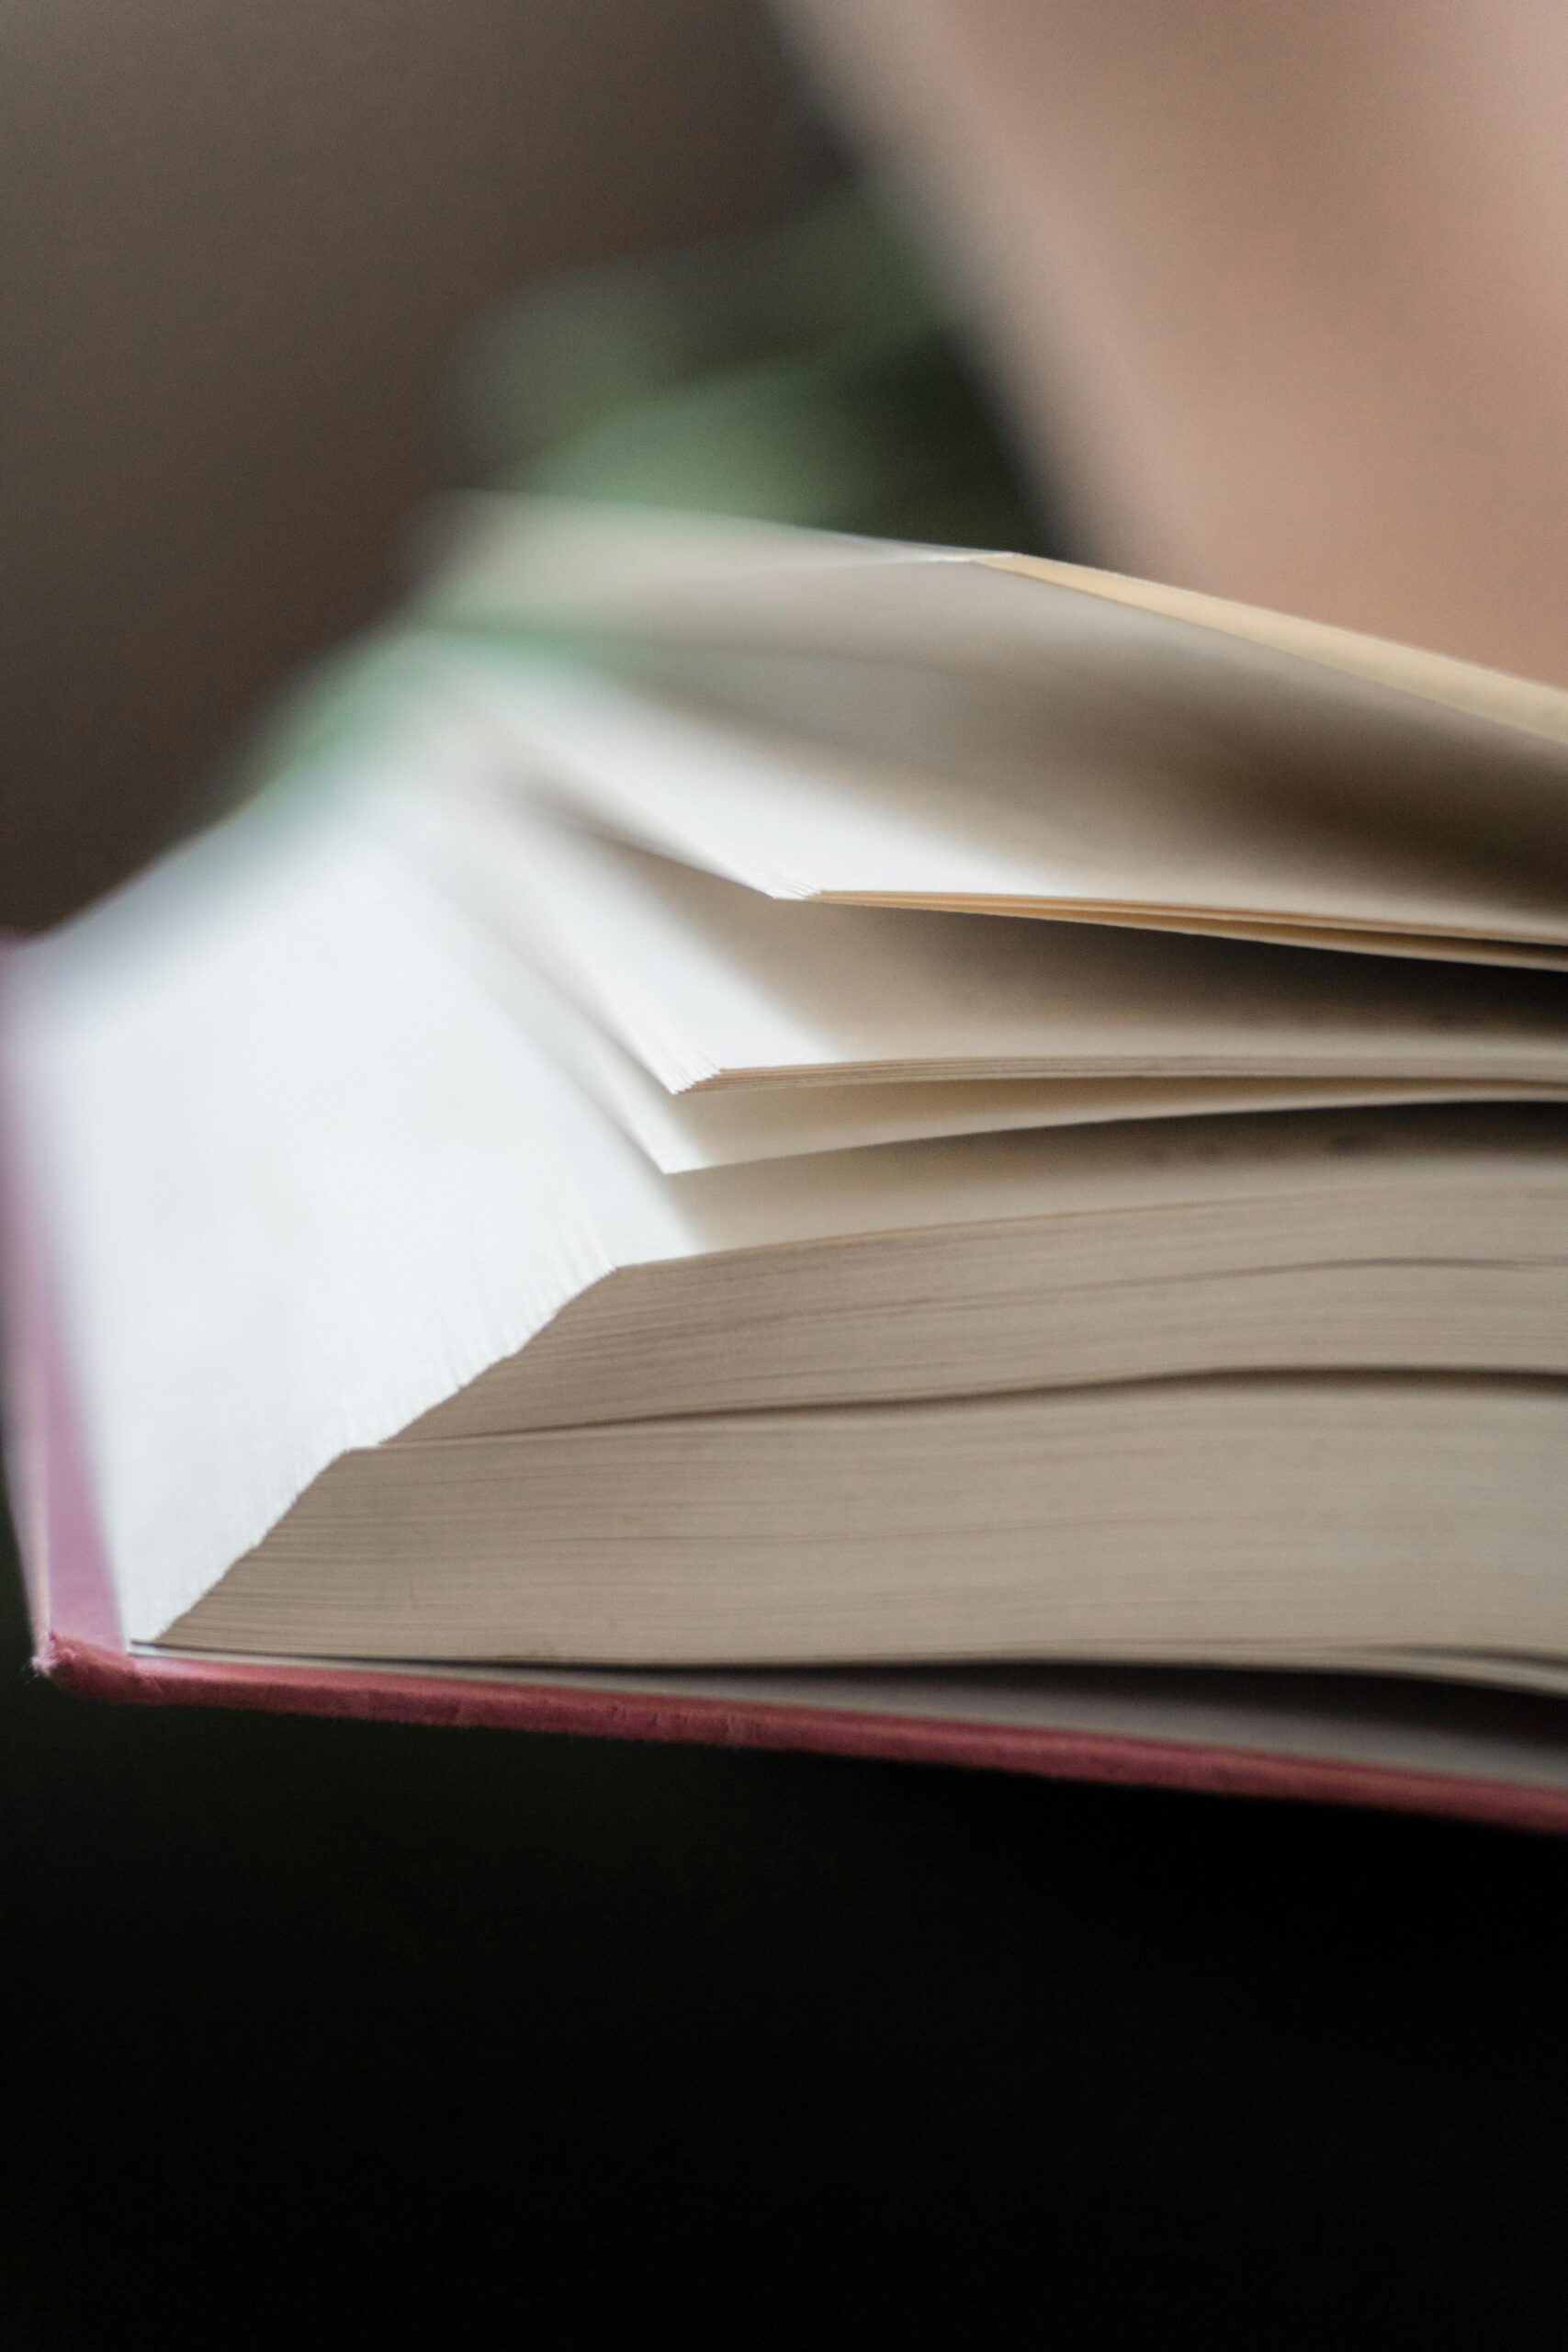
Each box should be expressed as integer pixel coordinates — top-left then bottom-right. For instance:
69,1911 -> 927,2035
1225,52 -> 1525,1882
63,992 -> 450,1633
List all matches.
169,1377 -> 1568,1665
424,493 -> 1568,749
486,934 -> 1565,1173
423,788 -> 1568,1092
423,495 -> 1568,950
7,784 -> 695,1644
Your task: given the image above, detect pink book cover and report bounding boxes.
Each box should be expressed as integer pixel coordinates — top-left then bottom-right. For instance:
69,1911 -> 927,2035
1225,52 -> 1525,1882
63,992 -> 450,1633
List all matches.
6,977 -> 1568,1837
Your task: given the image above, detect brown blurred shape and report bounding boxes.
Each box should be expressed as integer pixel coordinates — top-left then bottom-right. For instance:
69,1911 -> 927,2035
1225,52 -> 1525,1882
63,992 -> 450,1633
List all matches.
0,0 -> 786,926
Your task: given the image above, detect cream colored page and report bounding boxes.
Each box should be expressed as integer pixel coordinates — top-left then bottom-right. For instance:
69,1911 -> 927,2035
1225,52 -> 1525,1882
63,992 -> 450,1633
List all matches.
978,555 -> 1568,749
1016,912 -> 1568,970
172,1379 -> 1568,1664
455,652 -> 1568,948
652,1103 -> 1568,1259
424,496 -> 1568,944
485,945 -> 1564,1172
429,792 -> 1568,1091
429,494 -> 1568,750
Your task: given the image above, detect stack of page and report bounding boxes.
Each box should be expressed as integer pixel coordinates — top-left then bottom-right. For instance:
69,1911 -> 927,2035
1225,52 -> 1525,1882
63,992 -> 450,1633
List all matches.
9,498 -> 1568,1823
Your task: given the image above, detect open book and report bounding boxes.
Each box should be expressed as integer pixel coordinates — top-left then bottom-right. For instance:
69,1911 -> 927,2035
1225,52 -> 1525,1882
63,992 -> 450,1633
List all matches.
8,498 -> 1568,1829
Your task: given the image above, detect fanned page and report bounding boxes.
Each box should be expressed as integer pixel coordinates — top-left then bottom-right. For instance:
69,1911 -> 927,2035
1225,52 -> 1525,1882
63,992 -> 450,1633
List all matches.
412,786 -> 1568,1096
479,952 -> 1542,1174
421,495 -> 1568,958
17,765 -> 1568,1652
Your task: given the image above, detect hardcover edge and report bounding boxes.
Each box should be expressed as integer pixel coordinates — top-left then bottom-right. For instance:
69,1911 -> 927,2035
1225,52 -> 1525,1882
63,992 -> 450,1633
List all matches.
30,1630 -> 1568,1833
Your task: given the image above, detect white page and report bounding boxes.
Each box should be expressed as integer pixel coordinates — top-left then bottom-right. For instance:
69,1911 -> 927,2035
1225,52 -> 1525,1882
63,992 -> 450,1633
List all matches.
421,496 -> 1568,950
484,946 -> 1564,1173
420,788 -> 1568,1094
454,655 -> 1568,953
425,492 -> 1568,752
9,781 -> 695,1641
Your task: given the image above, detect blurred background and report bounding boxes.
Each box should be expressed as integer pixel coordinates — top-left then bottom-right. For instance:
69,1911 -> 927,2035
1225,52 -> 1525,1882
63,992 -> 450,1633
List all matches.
5,6 -> 1568,2345
0,0 -> 1050,933
1,0 -> 792,926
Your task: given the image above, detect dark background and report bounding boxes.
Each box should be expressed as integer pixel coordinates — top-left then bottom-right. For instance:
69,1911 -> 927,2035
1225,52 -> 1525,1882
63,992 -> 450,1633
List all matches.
5,1546 -> 1568,2349
3,7 -> 1566,2342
